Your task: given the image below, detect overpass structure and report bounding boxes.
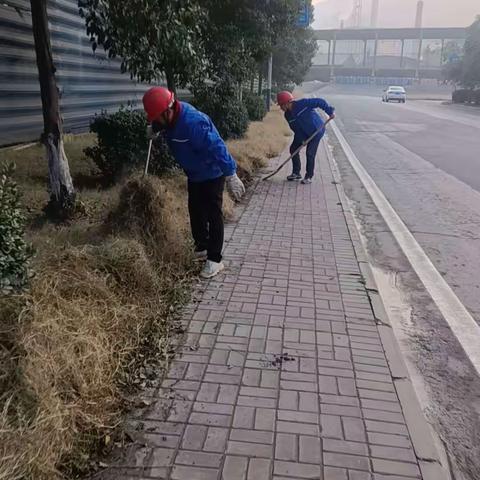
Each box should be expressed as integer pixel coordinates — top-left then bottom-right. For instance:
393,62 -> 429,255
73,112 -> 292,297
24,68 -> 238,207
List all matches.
308,27 -> 467,83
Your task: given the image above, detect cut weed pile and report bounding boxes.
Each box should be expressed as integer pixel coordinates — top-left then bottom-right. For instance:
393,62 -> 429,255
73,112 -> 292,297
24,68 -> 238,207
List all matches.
0,108 -> 290,479
109,175 -> 191,265
0,177 -> 193,480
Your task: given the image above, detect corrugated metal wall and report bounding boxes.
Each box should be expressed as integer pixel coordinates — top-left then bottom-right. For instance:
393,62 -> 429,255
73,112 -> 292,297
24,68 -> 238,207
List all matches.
0,0 -> 151,146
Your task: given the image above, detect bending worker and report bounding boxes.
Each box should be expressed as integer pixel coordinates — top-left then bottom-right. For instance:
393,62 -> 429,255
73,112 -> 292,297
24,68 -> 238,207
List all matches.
277,91 -> 335,185
143,87 -> 245,279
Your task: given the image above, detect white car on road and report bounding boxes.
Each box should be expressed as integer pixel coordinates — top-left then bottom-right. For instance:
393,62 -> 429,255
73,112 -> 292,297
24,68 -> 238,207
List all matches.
382,86 -> 407,103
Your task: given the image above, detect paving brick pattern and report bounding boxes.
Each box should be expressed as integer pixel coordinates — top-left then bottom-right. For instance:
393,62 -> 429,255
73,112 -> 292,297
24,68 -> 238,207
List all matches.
109,148 -> 424,479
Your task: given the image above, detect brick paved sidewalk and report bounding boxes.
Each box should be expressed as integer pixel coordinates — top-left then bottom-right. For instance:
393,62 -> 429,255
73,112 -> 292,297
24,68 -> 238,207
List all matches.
113,146 -> 435,479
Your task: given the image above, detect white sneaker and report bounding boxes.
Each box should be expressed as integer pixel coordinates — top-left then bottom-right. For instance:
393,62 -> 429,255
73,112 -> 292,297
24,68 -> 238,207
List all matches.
200,260 -> 225,279
194,250 -> 208,260
301,177 -> 312,185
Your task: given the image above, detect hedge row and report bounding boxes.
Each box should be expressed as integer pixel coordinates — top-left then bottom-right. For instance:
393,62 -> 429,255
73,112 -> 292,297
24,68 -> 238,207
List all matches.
86,90 -> 268,183
452,89 -> 480,105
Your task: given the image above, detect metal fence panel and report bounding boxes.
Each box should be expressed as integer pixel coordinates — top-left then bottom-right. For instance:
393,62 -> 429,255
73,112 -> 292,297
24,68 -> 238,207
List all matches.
0,0 -> 152,146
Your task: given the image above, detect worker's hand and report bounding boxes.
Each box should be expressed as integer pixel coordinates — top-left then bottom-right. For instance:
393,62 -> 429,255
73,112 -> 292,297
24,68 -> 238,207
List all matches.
147,121 -> 164,139
146,125 -> 156,140
329,113 -> 335,120
226,174 -> 245,202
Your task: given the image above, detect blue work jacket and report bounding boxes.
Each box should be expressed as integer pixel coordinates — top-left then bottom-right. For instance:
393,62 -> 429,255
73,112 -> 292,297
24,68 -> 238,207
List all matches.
285,98 -> 335,142
165,102 -> 236,182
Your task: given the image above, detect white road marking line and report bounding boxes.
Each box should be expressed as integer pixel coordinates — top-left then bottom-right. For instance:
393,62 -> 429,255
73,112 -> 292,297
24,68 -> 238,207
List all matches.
330,119 -> 480,377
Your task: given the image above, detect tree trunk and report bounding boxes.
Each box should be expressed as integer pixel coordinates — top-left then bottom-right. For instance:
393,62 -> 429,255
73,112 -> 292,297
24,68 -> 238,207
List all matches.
165,69 -> 177,94
30,0 -> 75,219
258,71 -> 263,96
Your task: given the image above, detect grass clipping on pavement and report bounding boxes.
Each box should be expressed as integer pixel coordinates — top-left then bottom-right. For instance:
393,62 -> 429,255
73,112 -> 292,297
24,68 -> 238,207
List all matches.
0,108 -> 291,480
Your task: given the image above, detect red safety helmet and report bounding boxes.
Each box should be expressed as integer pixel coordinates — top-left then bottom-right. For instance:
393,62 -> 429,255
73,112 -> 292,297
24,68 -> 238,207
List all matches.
277,91 -> 294,106
143,87 -> 175,122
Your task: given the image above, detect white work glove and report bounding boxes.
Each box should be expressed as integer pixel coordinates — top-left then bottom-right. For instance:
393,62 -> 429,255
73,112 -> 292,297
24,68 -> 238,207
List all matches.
226,174 -> 245,202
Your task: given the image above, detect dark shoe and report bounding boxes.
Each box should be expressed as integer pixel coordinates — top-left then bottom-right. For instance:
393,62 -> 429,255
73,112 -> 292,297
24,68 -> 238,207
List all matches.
194,249 -> 208,261
287,173 -> 302,181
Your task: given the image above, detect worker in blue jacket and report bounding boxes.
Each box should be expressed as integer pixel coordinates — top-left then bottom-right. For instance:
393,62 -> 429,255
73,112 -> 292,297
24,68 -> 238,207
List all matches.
143,87 -> 245,279
277,91 -> 335,184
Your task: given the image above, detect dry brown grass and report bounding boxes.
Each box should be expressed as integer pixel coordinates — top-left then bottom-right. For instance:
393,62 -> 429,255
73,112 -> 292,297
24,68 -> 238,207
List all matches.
229,107 -> 291,185
0,190 -> 193,479
0,134 -> 100,215
0,108 -> 291,480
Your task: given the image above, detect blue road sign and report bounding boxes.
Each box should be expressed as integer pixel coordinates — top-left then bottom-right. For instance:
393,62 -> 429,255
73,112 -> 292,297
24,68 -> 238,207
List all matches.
298,0 -> 310,27
448,53 -> 460,63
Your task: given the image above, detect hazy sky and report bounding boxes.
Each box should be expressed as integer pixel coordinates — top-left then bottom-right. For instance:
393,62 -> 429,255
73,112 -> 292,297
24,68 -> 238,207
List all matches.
312,0 -> 479,29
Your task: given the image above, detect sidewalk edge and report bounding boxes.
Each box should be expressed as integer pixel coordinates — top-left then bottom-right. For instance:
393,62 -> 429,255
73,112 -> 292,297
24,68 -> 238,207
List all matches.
323,137 -> 451,480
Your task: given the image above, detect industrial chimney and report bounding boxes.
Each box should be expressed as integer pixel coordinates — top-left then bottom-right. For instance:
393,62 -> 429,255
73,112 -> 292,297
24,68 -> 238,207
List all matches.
415,0 -> 424,28
371,0 -> 379,28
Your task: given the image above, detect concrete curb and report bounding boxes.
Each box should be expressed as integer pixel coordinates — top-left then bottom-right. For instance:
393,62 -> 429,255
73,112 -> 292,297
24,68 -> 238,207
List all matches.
323,137 -> 451,480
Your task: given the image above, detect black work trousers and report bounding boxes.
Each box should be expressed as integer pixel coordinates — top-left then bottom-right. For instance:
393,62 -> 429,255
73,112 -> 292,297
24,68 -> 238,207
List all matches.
290,133 -> 322,179
188,176 -> 225,263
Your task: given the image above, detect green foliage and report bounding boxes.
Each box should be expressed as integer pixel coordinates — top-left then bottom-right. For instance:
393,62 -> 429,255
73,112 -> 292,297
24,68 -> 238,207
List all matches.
443,60 -> 464,85
78,0 -> 206,89
462,17 -> 480,89
150,135 -> 178,176
452,89 -> 480,104
272,26 -> 318,88
443,17 -> 480,89
79,0 -> 315,99
452,89 -> 470,103
243,91 -> 267,121
193,84 -> 249,140
85,107 -> 176,182
85,107 -> 147,181
0,162 -> 32,293
200,0 -> 305,88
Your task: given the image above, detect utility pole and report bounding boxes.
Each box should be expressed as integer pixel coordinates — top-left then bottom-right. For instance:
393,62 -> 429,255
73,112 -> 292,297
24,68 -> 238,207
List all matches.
415,0 -> 424,28
415,1 -> 424,80
370,0 -> 379,28
352,0 -> 363,28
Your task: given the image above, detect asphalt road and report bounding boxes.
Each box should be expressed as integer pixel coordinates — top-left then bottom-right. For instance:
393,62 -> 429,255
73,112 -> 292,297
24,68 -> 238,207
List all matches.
313,83 -> 480,480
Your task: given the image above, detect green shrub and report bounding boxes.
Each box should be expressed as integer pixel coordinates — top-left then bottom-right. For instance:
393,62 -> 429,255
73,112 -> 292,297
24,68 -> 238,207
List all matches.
150,135 -> 177,177
243,91 -> 267,121
85,107 -> 176,183
193,83 -> 249,140
474,90 -> 480,105
452,89 -> 474,103
0,162 -> 32,293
